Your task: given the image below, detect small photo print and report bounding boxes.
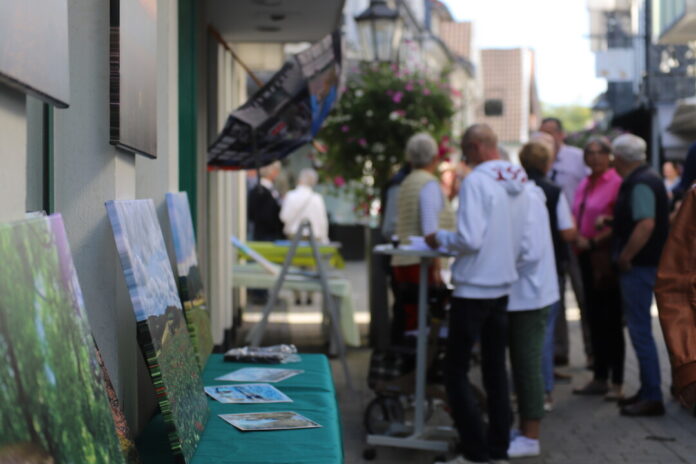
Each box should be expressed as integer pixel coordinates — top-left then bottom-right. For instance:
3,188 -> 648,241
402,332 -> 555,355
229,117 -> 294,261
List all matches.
204,384 -> 292,404
219,411 -> 322,431
214,367 -> 303,383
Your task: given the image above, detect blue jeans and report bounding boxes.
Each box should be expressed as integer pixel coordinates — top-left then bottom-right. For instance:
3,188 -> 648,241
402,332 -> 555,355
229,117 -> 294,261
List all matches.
619,266 -> 662,402
542,299 -> 561,393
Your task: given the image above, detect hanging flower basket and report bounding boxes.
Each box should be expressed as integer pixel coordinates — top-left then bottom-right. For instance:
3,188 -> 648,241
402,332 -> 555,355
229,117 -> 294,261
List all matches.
316,63 -> 455,217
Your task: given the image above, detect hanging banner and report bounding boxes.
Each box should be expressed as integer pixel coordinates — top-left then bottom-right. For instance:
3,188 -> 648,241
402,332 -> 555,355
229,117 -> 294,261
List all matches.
207,31 -> 342,170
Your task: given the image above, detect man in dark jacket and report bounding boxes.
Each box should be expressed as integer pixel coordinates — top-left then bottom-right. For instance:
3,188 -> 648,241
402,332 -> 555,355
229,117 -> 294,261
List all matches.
611,134 -> 670,417
248,161 -> 284,241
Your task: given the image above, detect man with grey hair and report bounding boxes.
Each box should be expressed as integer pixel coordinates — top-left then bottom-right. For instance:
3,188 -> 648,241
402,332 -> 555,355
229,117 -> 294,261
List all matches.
611,133 -> 670,417
248,161 -> 283,241
391,132 -> 455,339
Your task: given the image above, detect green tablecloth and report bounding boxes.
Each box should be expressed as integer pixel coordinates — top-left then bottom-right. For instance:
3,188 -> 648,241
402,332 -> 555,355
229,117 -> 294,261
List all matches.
137,354 -> 343,464
232,264 -> 361,347
245,241 -> 345,269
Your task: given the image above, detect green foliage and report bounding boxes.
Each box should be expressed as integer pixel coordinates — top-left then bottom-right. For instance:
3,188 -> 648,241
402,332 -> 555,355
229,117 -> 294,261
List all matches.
542,103 -> 593,133
178,268 -> 213,370
317,63 -> 455,215
564,127 -> 625,149
0,218 -> 124,463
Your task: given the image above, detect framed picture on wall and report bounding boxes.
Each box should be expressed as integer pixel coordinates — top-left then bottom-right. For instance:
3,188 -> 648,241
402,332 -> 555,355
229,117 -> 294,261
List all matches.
110,0 -> 158,158
0,0 -> 70,107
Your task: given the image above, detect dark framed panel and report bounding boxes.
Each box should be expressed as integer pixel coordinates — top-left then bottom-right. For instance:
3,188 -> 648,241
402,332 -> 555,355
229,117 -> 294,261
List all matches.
0,0 -> 70,108
110,0 -> 158,158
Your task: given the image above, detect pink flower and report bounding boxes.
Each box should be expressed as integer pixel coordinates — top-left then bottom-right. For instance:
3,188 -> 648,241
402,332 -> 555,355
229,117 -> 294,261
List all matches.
405,82 -> 414,91
392,91 -> 404,103
358,138 -> 368,147
341,125 -> 350,133
334,176 -> 346,187
395,109 -> 406,117
423,88 -> 431,96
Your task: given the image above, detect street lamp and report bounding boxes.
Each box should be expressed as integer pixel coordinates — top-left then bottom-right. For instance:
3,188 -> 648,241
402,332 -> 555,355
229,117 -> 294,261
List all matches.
354,0 -> 403,62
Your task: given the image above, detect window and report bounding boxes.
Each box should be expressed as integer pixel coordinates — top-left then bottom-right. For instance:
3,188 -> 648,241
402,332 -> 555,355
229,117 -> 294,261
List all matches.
484,99 -> 504,116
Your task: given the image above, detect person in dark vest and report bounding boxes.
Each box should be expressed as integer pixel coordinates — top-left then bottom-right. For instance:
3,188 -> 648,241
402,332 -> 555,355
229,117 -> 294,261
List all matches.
391,133 -> 455,342
247,161 -> 284,241
610,134 -> 670,417
519,140 -> 577,413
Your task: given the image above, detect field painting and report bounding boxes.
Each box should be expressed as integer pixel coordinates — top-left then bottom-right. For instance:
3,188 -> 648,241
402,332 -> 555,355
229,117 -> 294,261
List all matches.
0,215 -> 125,463
165,192 -> 213,369
106,200 -> 208,464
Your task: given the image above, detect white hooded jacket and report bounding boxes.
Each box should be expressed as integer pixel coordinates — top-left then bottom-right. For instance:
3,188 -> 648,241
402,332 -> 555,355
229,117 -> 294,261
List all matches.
507,182 -> 560,311
436,160 -> 527,299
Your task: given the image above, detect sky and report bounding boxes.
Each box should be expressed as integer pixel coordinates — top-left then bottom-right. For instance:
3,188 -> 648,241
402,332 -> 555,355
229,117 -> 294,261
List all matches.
442,0 -> 607,107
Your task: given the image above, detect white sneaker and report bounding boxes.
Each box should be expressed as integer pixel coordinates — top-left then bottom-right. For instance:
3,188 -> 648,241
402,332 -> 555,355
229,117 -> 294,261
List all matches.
543,393 -> 554,412
507,436 -> 540,458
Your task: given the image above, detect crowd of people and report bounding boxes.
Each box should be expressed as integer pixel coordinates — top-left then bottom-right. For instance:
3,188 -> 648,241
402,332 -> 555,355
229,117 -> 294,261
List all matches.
383,119 -> 693,463
246,120 -> 696,463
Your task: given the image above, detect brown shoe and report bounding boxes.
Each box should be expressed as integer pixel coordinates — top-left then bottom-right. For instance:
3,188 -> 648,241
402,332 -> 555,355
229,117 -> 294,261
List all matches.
554,370 -> 572,383
620,400 -> 665,417
617,391 -> 641,407
573,380 -> 609,395
604,384 -> 624,402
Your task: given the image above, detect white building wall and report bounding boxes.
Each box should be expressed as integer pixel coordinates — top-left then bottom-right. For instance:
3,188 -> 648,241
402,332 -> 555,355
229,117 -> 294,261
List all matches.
51,0 -> 180,431
0,87 -> 27,223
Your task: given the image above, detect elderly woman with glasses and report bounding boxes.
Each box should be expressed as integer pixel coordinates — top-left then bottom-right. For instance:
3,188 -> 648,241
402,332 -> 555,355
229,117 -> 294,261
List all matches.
571,136 -> 625,401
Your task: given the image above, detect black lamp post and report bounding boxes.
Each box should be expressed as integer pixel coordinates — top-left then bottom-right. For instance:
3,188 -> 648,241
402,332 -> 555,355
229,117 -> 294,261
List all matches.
354,0 -> 403,62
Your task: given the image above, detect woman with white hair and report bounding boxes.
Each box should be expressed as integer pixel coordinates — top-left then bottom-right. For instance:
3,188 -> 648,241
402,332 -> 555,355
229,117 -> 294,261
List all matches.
280,168 -> 329,244
391,132 -> 455,340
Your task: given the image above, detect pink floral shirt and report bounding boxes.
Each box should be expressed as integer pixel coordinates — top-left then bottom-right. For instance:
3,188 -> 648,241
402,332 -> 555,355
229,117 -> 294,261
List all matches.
572,168 -> 623,239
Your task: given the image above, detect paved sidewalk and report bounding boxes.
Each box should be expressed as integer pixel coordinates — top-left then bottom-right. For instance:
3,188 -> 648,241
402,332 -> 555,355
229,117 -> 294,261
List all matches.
239,261 -> 696,464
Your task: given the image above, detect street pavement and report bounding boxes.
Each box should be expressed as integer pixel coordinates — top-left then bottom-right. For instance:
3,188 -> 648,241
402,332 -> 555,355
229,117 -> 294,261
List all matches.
239,261 -> 696,464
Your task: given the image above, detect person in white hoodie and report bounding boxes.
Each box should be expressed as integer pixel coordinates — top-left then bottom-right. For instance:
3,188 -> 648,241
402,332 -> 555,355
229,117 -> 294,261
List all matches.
506,143 -> 561,459
427,124 -> 526,464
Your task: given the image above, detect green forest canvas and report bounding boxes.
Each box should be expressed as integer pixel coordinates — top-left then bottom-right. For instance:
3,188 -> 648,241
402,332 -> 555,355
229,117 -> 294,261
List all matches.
106,200 -> 208,464
165,192 -> 213,370
0,215 -> 125,463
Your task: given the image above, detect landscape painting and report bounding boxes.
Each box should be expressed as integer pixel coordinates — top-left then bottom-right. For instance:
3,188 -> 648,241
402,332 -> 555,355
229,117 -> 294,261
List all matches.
165,192 -> 213,369
0,215 -> 124,463
106,200 -> 209,464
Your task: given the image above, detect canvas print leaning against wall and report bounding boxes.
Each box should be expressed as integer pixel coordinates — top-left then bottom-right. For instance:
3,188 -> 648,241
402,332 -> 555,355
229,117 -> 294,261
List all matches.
0,215 -> 125,463
106,199 -> 208,464
165,192 -> 213,369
